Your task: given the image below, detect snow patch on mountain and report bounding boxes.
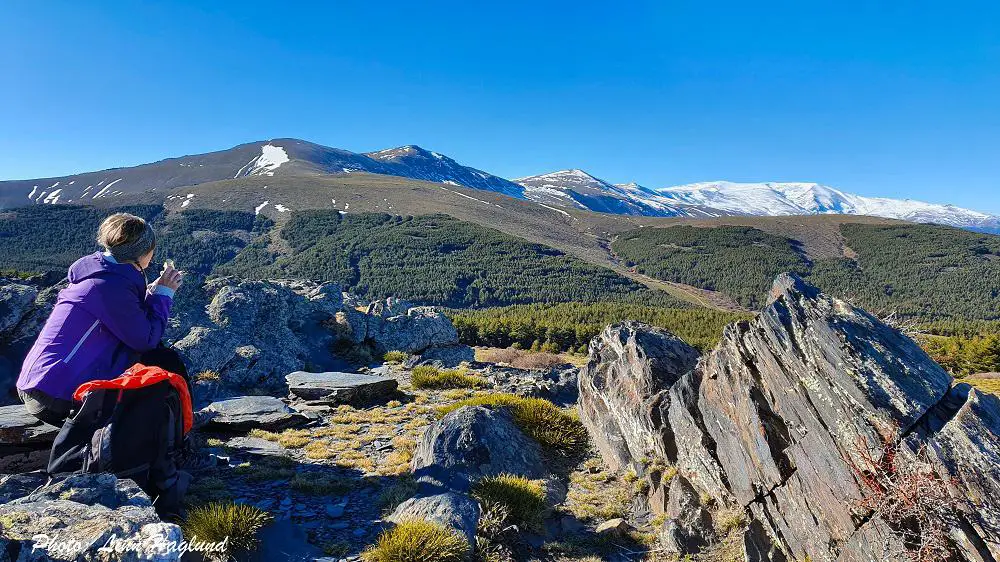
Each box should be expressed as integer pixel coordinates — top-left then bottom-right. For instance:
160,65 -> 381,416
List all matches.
241,144 -> 290,177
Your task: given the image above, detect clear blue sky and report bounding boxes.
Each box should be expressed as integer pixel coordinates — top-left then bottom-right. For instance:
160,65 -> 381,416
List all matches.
2,1 -> 998,212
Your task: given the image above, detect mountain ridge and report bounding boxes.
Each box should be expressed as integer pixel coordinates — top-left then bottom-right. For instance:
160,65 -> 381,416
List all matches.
1,138 -> 996,232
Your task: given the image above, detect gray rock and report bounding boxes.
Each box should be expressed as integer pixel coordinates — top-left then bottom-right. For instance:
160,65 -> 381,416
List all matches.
0,283 -> 37,335
200,395 -> 309,432
658,475 -> 716,555
0,404 -> 59,472
408,344 -> 475,368
412,406 -> 547,491
595,518 -> 632,537
0,404 -> 59,445
577,321 -> 700,473
366,304 -> 459,354
0,472 -> 48,503
484,365 -> 579,407
285,371 -> 398,405
0,473 -> 182,561
171,278 -> 344,395
388,491 -> 480,545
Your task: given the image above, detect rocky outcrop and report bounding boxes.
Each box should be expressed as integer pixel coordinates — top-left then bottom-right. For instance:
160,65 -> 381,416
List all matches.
483,364 -> 579,406
0,473 -> 183,561
171,278 -> 345,397
364,301 -> 459,355
578,274 -> 1000,562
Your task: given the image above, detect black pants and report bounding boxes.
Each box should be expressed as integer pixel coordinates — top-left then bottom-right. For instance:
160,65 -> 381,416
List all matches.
20,344 -> 190,427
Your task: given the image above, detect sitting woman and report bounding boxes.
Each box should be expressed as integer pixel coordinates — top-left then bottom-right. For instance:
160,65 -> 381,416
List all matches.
16,212 -> 184,426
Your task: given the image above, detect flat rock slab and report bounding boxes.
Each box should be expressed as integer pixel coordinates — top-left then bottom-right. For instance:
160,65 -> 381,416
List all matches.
201,395 -> 309,432
224,436 -> 287,457
286,371 -> 398,405
0,404 -> 59,445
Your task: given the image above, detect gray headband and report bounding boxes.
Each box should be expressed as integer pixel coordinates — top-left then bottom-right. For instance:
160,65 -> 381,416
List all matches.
108,222 -> 156,264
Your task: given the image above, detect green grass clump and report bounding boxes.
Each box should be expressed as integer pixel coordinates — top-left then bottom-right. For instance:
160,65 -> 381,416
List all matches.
378,476 -> 420,515
411,366 -> 487,390
362,519 -> 469,562
384,350 -> 410,363
471,474 -> 547,531
439,394 -> 589,457
181,502 -> 272,556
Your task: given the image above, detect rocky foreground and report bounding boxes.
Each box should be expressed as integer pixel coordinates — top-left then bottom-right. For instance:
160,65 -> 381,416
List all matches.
0,273 -> 997,561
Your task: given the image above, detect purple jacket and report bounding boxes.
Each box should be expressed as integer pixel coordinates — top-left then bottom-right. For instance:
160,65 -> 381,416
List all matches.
17,252 -> 174,401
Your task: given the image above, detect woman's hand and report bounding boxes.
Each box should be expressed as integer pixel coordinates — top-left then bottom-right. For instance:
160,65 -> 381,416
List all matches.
153,263 -> 183,292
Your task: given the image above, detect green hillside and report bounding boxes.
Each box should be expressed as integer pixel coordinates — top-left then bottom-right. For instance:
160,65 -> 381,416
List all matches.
218,210 -> 685,308
612,223 -> 1000,321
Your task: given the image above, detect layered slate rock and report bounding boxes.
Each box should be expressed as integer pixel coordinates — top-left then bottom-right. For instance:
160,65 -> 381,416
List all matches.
285,371 -> 398,405
0,280 -> 63,404
0,404 -> 59,472
0,473 -> 183,561
578,321 -> 700,473
577,273 -> 1000,562
199,395 -> 310,432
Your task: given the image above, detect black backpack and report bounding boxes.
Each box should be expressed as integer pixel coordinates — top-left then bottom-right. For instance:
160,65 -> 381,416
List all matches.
47,374 -> 191,517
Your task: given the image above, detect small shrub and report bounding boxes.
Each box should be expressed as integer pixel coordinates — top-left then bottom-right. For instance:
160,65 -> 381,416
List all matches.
384,350 -> 409,363
195,370 -> 220,382
361,519 -> 469,562
411,366 -> 488,390
471,474 -> 547,531
713,506 -> 746,535
181,502 -> 272,556
439,394 -> 588,457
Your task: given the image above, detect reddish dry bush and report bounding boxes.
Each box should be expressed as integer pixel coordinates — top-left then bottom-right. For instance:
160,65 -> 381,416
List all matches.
849,432 -> 963,562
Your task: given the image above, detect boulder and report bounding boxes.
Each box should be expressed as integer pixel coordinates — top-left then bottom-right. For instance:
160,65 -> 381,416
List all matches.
411,406 -> 547,491
199,395 -> 310,432
285,371 -> 398,405
595,518 -> 633,537
0,473 -> 182,561
388,491 -> 481,545
171,278 -> 344,395
577,321 -> 700,473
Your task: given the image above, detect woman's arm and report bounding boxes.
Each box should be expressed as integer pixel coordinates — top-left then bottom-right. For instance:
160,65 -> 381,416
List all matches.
87,277 -> 173,353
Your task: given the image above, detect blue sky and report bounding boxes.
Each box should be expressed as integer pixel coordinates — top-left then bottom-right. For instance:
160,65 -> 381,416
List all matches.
1,1 -> 998,212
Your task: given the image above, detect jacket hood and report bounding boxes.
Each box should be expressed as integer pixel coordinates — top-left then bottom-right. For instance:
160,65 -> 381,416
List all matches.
68,252 -> 146,287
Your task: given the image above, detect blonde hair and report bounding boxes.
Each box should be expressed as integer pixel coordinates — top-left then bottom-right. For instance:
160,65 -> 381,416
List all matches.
96,213 -> 154,254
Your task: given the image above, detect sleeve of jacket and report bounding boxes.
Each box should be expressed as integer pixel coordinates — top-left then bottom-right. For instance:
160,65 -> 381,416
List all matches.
87,277 -> 172,352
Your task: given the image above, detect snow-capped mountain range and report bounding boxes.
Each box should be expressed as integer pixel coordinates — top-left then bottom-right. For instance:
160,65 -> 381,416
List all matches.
0,139 -> 996,232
